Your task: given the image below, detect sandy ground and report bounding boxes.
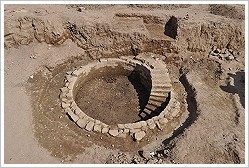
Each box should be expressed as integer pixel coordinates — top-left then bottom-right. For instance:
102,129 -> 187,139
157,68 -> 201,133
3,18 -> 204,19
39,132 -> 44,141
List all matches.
3,4 -> 245,164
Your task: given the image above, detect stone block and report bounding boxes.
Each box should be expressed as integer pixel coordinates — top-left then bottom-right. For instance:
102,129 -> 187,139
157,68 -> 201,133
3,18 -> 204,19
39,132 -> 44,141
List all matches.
77,118 -> 88,128
74,107 -> 82,115
130,128 -> 141,134
61,102 -> 70,109
72,70 -> 82,77
171,108 -> 180,117
95,120 -> 101,125
66,71 -> 73,75
109,129 -> 119,137
93,124 -> 102,132
124,123 -> 132,129
117,124 -> 125,129
60,87 -> 68,92
132,122 -> 142,129
155,121 -> 162,130
134,131 -> 146,141
159,117 -> 168,125
78,112 -> 87,119
147,119 -> 156,130
102,127 -> 109,134
123,129 -> 130,134
67,110 -> 79,122
140,121 -> 147,127
117,133 -> 127,138
70,101 -> 77,110
85,121 -> 95,131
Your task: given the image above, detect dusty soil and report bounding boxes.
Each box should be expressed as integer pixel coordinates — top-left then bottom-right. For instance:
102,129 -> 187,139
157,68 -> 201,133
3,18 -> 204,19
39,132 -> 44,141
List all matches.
75,75 -> 141,125
4,4 -> 245,164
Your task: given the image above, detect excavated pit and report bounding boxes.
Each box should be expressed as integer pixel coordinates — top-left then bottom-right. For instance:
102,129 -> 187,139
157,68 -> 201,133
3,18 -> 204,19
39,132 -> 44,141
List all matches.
74,65 -> 152,125
60,54 -> 182,140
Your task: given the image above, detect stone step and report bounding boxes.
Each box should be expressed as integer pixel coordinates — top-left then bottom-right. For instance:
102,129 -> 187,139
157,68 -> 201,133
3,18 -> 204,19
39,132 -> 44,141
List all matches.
143,108 -> 153,115
151,88 -> 171,94
150,92 -> 167,98
152,84 -> 172,89
145,103 -> 159,111
149,95 -> 167,102
147,99 -> 163,106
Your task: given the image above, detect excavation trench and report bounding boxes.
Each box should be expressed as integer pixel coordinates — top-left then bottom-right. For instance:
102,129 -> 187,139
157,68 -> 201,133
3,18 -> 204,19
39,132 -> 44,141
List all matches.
163,72 -> 199,145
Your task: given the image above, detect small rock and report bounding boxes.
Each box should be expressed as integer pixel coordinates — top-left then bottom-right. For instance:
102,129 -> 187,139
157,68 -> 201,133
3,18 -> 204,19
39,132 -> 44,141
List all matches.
29,75 -> 34,79
134,131 -> 146,141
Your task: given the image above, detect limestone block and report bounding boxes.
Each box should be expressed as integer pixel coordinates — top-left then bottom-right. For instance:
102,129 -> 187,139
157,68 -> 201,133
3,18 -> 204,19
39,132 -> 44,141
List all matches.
171,107 -> 180,117
102,127 -> 109,134
61,102 -> 70,109
59,91 -> 67,99
109,129 -> 119,137
60,87 -> 68,92
124,123 -> 132,129
95,120 -> 101,125
77,118 -> 88,128
100,122 -> 108,128
132,122 -> 142,129
72,69 -> 82,77
140,121 -> 147,127
93,124 -> 102,132
67,110 -> 79,122
78,112 -> 87,119
130,128 -> 141,134
141,125 -> 148,131
65,82 -> 69,87
70,101 -> 77,110
85,121 -> 95,131
147,119 -> 156,130
118,124 -> 125,129
134,131 -> 146,141
67,82 -> 74,90
66,90 -> 73,99
123,129 -> 130,134
66,71 -> 73,75
74,107 -> 82,115
117,133 -> 127,138
155,121 -> 162,130
159,117 -> 168,125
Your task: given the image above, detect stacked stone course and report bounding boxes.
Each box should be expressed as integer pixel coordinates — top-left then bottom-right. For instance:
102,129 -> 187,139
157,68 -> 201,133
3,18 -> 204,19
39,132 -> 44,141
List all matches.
60,53 -> 181,141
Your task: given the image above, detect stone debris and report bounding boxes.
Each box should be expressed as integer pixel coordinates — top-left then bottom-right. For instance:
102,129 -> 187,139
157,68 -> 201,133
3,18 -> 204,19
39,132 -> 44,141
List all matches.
209,46 -> 236,61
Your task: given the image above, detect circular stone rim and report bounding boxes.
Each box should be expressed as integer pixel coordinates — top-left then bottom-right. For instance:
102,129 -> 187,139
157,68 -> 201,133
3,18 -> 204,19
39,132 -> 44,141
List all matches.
60,55 -> 181,140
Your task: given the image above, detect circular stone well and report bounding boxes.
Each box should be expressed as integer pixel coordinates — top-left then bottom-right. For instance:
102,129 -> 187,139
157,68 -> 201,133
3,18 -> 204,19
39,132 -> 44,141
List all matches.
60,53 -> 181,141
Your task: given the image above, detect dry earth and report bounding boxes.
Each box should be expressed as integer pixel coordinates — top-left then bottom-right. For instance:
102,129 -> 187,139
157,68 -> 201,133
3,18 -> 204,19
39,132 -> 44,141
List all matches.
4,4 -> 245,164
